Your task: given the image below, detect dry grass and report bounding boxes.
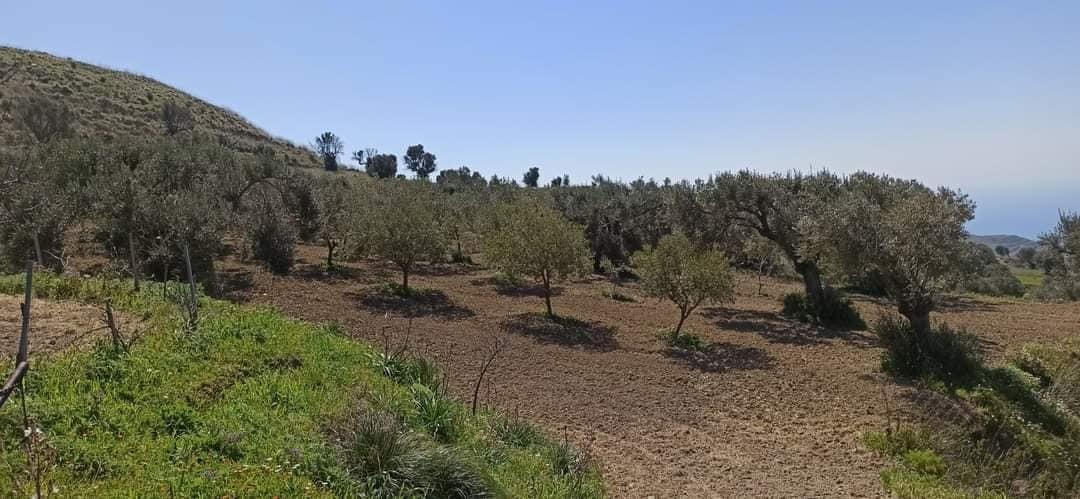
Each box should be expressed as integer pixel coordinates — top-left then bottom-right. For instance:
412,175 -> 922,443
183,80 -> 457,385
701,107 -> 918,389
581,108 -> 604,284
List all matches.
0,46 -> 318,168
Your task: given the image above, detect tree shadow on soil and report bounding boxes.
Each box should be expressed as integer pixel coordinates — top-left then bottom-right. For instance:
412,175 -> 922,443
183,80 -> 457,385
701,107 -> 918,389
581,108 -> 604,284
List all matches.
701,307 -> 878,348
293,263 -> 396,284
213,269 -> 256,302
499,313 -> 617,352
350,286 -> 475,320
411,263 -> 480,277
666,342 -> 774,373
470,277 -> 565,298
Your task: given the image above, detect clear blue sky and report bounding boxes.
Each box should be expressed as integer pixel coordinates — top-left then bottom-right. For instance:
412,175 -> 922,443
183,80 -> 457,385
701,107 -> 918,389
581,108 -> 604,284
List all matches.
3,1 -> 1077,237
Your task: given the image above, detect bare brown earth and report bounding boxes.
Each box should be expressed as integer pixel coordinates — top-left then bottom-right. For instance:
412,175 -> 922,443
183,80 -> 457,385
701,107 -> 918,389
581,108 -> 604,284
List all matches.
0,295 -> 139,357
218,245 -> 1080,498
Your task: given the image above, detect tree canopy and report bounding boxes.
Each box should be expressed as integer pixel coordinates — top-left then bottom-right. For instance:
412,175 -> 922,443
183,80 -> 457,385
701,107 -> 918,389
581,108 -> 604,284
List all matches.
480,200 -> 588,315
636,233 -> 734,335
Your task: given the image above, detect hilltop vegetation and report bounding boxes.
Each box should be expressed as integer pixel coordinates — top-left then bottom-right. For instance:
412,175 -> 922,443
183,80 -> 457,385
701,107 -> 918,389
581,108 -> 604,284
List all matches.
0,46 -> 317,168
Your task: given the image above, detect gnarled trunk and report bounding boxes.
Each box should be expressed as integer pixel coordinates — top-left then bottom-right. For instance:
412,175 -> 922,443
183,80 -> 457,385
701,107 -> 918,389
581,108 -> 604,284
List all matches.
795,261 -> 825,308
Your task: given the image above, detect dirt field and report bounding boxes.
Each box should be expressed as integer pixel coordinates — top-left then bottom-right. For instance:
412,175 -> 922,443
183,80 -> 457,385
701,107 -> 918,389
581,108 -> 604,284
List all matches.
219,245 -> 1080,498
0,295 -> 138,357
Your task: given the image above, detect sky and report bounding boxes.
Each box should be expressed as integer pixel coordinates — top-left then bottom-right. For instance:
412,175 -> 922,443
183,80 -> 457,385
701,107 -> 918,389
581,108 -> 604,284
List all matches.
2,1 -> 1077,237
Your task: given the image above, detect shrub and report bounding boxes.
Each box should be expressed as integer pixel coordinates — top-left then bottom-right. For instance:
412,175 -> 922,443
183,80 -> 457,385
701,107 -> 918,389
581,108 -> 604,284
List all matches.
480,200 -> 589,316
635,232 -> 734,336
876,316 -> 983,385
959,262 -> 1024,297
247,199 -> 297,274
353,180 -> 446,291
781,287 -> 865,329
659,328 -> 705,352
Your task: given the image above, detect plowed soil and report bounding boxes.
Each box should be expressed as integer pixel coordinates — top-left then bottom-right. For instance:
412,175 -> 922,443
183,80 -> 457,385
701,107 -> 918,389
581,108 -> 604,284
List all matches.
219,245 -> 1080,498
0,295 -> 140,357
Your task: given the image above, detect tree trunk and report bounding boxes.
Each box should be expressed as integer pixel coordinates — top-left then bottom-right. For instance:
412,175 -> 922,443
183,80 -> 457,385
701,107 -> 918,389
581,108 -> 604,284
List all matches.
795,261 -> 825,308
129,231 -> 140,291
32,230 -> 43,268
899,300 -> 933,338
674,311 -> 688,336
402,266 -> 409,291
542,270 -> 553,316
326,240 -> 335,270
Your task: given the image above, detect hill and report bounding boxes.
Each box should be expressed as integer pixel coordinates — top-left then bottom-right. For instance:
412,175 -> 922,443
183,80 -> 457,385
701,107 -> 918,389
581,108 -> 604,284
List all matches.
969,234 -> 1039,254
0,46 -> 318,168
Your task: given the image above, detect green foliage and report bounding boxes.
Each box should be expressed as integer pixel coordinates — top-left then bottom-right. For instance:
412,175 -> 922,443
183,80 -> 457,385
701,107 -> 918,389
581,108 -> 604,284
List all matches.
312,176 -> 356,269
0,144 -> 74,271
876,316 -> 983,385
959,263 -> 1024,297
523,166 -> 540,187
813,172 -> 975,333
1036,211 -> 1080,301
353,180 -> 447,289
313,131 -> 344,171
480,200 -> 589,315
868,339 -> 1080,498
247,196 -> 297,274
403,144 -> 437,179
365,153 -> 398,179
0,273 -> 604,497
660,328 -> 706,351
780,287 -> 866,329
410,383 -> 461,443
636,233 -> 734,334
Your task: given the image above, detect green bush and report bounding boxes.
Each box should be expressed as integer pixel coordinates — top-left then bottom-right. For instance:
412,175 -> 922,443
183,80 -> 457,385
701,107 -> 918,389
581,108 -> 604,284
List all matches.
247,201 -> 297,274
659,328 -> 705,351
876,316 -> 983,385
960,263 -> 1024,297
0,221 -> 65,272
780,287 -> 866,329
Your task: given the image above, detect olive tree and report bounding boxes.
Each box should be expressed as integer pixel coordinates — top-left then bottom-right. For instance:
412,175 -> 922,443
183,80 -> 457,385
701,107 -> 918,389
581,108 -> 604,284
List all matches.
354,180 -> 446,291
1038,211 -> 1080,301
480,201 -> 589,316
698,171 -> 841,313
0,147 -> 69,270
313,176 -> 356,270
814,173 -> 975,335
636,233 -> 734,336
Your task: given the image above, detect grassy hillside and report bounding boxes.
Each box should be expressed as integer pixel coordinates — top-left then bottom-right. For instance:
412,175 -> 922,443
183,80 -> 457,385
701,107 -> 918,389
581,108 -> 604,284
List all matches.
0,46 -> 318,168
0,273 -> 602,497
969,234 -> 1038,254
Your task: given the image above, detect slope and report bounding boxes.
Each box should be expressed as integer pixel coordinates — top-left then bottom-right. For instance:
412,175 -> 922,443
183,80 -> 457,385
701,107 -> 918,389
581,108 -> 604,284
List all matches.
0,46 -> 318,168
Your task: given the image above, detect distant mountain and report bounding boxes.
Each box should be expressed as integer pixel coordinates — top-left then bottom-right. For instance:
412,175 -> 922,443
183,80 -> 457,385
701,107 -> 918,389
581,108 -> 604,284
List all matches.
969,234 -> 1039,254
0,46 -> 318,168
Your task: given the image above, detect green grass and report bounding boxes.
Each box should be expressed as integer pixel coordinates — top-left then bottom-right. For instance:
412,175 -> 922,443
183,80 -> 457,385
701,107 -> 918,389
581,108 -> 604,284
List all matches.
865,335 -> 1080,499
0,272 -> 604,497
1009,266 -> 1045,293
